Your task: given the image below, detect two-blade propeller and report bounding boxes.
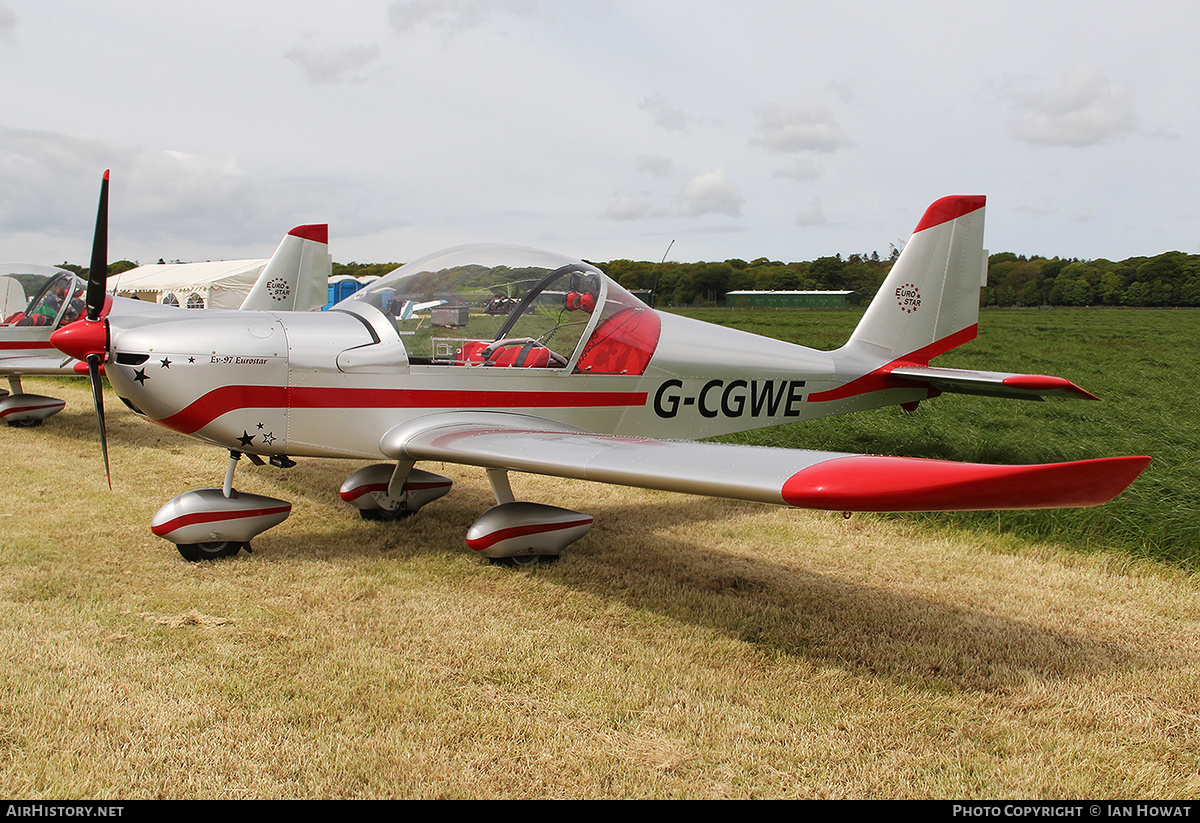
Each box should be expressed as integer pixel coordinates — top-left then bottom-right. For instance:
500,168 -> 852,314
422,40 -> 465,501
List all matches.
51,170 -> 112,487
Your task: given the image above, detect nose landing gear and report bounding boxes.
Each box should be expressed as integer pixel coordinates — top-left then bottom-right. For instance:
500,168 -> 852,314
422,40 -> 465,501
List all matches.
151,451 -> 291,562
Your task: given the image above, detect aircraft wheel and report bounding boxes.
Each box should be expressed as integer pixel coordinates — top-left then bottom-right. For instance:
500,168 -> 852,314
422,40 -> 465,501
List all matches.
359,508 -> 415,522
489,554 -> 559,568
176,541 -> 247,562
6,418 -> 42,428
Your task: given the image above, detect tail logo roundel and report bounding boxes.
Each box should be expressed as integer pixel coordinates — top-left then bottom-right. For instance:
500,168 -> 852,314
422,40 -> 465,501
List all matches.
266,278 -> 292,301
895,282 -> 921,313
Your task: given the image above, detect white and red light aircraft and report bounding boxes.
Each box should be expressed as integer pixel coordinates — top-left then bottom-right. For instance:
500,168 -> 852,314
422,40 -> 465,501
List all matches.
0,177 -> 332,428
54,174 -> 1150,563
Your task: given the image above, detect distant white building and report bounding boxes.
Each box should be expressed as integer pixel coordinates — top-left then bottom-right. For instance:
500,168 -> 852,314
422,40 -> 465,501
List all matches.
108,259 -> 270,309
725,290 -> 861,308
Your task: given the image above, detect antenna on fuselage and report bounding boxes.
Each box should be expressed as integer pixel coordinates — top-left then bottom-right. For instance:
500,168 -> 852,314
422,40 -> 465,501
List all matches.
650,239 -> 674,308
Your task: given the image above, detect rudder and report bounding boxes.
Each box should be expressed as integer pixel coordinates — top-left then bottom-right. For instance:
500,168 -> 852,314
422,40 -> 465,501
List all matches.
239,224 -> 331,312
844,196 -> 986,364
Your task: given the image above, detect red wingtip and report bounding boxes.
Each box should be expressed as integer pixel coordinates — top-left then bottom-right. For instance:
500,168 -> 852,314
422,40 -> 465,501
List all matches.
913,195 -> 986,233
103,169 -> 110,180
782,454 -> 1151,512
1001,374 -> 1100,401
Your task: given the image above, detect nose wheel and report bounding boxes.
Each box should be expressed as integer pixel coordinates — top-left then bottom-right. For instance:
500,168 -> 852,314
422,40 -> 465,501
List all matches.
488,553 -> 560,568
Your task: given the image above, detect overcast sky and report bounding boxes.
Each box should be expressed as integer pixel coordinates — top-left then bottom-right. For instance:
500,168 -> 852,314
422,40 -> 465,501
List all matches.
0,0 -> 1195,268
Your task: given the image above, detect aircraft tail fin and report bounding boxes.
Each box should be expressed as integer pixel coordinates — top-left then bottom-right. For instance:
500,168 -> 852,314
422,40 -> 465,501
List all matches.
842,196 -> 987,364
239,224 -> 331,312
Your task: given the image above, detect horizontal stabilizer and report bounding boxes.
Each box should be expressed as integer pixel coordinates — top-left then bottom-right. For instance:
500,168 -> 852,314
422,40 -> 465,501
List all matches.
380,412 -> 1148,513
888,365 -> 1100,401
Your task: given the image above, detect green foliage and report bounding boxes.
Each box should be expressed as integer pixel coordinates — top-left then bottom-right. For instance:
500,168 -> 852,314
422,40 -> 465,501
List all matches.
672,307 -> 1199,569
332,261 -> 403,279
593,254 -> 893,307
593,249 -> 1200,309
984,250 -> 1200,308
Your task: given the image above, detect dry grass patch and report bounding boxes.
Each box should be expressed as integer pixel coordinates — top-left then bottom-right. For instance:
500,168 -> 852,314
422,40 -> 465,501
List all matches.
0,377 -> 1197,798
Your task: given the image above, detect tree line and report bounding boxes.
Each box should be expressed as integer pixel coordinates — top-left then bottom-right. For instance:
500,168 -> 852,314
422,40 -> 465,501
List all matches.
983,252 -> 1200,307
595,249 -> 1200,308
70,249 -> 1200,309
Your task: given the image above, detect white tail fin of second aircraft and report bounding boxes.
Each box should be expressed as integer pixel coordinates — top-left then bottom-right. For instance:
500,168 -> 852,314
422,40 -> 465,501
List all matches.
239,224 -> 331,312
841,196 -> 987,365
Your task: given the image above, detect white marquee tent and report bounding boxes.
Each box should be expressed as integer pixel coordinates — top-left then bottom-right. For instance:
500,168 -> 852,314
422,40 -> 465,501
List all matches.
109,259 -> 270,309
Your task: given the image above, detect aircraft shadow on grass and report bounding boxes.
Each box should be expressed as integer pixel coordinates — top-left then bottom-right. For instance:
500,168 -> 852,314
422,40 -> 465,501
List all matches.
274,489 -> 1143,694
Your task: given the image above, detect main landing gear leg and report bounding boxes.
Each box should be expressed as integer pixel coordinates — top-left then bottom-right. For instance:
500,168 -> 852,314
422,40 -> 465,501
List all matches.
151,450 -> 292,562
339,462 -> 453,521
467,469 -> 593,567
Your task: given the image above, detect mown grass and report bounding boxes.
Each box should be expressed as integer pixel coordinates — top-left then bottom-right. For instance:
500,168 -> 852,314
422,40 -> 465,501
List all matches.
676,307 -> 1198,568
1,309 -> 1199,798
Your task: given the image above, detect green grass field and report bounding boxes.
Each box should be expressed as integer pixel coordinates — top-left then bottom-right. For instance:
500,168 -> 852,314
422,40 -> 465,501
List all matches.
674,307 -> 1198,567
1,307 -> 1197,798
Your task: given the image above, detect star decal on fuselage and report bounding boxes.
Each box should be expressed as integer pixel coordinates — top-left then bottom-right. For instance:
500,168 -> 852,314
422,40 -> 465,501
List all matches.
237,431 -> 255,448
132,368 -> 149,385
160,357 -> 172,369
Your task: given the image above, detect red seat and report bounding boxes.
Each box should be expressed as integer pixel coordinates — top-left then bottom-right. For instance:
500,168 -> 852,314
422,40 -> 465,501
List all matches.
457,338 -> 552,368
488,341 -> 552,367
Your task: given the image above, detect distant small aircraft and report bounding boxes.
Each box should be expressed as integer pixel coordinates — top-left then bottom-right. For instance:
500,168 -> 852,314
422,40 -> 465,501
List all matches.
0,176 -> 331,427
55,173 -> 1150,563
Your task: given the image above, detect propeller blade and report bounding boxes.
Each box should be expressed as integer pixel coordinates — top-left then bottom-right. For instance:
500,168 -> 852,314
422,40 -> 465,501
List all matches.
88,353 -> 111,489
86,171 -> 111,487
86,170 -> 109,322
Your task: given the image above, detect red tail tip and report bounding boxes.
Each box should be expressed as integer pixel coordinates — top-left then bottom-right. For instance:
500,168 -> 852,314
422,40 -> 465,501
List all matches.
288,224 -> 328,244
913,195 -> 986,233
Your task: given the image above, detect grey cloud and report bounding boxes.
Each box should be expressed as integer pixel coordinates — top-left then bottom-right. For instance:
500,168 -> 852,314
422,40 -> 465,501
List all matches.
1002,69 -> 1137,148
637,154 -> 673,177
639,95 -> 691,131
285,44 -> 381,85
388,0 -> 538,36
774,159 -> 822,183
0,128 -> 268,246
0,129 -> 130,235
0,2 -> 15,40
606,194 -> 653,221
752,104 -> 852,154
681,168 -> 742,217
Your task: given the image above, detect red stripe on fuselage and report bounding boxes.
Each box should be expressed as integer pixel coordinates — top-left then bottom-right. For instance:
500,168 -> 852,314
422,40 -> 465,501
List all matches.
808,324 -> 978,404
0,341 -> 55,350
158,386 -> 649,435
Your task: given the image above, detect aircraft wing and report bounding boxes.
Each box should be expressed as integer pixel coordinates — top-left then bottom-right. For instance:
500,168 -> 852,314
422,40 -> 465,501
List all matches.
888,365 -> 1100,401
380,412 -> 1148,512
0,353 -> 75,375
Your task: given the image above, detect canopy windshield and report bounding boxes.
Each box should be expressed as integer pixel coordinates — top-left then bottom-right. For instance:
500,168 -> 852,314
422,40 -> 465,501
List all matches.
343,245 -> 659,374
0,264 -> 87,328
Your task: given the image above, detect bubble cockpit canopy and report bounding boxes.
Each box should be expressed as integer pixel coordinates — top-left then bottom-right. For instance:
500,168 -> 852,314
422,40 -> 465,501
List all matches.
0,264 -> 88,329
341,245 -> 661,375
